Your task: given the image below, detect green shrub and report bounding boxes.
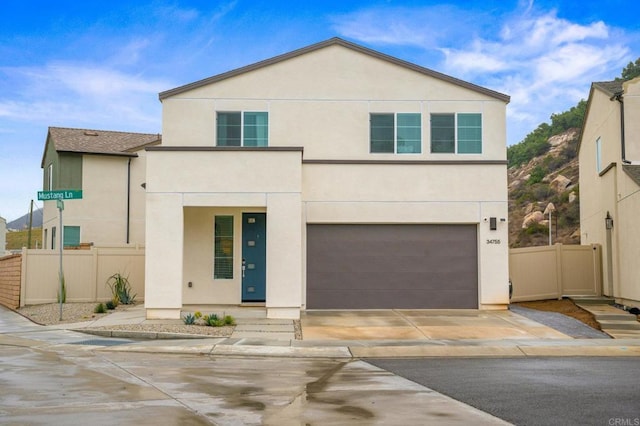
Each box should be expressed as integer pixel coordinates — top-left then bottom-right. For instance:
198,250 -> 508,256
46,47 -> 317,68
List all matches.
224,315 -> 236,326
527,165 -> 547,185
94,303 -> 106,314
107,273 -> 137,305
203,313 -> 226,327
105,300 -> 117,310
525,222 -> 549,235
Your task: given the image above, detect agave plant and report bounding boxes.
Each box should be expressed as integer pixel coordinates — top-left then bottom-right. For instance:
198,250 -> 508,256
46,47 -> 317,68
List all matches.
106,273 -> 137,305
183,313 -> 196,325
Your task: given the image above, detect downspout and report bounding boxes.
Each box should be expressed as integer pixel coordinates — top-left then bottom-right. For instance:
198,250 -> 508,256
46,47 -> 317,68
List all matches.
126,157 -> 131,244
612,91 -> 630,164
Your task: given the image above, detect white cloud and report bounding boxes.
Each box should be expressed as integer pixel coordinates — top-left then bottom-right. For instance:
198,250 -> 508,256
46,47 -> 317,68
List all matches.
332,5 -> 634,145
0,62 -> 168,130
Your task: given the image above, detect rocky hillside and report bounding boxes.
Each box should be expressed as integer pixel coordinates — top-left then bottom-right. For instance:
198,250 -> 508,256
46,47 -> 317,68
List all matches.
508,128 -> 581,248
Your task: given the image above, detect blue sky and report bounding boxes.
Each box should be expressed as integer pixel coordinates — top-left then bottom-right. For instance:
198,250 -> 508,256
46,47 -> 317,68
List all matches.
1,0 -> 639,221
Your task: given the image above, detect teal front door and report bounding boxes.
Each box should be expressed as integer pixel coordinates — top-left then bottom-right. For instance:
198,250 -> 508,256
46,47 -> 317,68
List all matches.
242,213 -> 266,302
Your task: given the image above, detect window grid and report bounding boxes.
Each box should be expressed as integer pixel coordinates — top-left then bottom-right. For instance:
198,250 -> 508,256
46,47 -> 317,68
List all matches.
370,113 -> 421,154
430,113 -> 482,154
214,216 -> 234,279
217,112 -> 268,147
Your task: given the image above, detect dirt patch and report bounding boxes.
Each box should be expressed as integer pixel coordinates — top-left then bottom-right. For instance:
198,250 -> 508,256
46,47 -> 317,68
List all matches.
513,298 -> 601,330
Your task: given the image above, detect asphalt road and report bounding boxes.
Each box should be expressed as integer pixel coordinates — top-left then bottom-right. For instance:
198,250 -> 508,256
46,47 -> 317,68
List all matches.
367,357 -> 640,426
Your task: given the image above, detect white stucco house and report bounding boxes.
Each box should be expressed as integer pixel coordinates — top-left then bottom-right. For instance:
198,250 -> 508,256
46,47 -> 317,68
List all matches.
579,77 -> 640,306
144,38 -> 511,320
41,127 -> 161,249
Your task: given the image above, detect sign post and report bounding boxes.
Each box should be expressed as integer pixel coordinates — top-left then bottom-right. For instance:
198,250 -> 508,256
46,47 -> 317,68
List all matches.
38,190 -> 83,320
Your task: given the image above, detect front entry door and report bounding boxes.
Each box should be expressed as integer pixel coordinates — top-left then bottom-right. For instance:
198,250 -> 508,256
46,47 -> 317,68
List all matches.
242,213 -> 266,302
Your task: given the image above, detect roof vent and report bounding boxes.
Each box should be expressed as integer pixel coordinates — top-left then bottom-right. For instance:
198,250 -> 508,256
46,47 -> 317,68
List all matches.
84,131 -> 99,136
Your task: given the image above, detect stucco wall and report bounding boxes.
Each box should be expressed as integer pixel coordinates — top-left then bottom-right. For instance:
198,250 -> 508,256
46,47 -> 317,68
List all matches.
161,44 -> 507,162
42,151 -> 147,248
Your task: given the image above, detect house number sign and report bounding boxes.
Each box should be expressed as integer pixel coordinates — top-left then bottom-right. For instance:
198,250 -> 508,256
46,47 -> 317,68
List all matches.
486,239 -> 501,244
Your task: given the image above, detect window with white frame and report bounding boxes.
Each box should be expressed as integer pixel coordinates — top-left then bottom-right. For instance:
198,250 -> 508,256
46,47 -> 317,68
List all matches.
430,113 -> 482,154
217,112 -> 268,147
370,113 -> 421,154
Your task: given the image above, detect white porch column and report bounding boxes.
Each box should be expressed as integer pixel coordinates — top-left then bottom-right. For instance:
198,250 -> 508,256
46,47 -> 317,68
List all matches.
266,192 -> 302,319
145,192 -> 183,319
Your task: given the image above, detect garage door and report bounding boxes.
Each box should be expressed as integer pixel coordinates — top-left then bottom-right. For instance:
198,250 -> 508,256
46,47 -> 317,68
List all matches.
306,224 -> 478,309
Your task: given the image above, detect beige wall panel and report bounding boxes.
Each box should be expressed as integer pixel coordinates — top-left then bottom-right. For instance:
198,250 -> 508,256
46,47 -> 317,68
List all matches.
183,193 -> 267,207
270,100 -> 367,159
265,193 -> 302,314
623,77 -> 640,160
147,151 -> 302,194
145,193 -> 183,313
302,164 -> 507,202
162,99 -> 216,147
478,202 -> 510,304
128,150 -> 148,245
304,201 -> 481,224
183,208 -> 238,305
617,193 -> 640,302
173,45 -> 498,102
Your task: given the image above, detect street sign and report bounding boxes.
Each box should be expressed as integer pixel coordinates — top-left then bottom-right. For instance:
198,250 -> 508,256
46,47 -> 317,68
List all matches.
37,190 -> 83,201
56,199 -> 64,211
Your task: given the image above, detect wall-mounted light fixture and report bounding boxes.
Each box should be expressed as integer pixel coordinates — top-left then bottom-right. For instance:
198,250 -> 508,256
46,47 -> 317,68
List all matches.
605,212 -> 614,230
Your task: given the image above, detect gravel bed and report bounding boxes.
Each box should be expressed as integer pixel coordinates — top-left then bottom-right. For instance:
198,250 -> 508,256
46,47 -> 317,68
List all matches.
17,302 -> 302,339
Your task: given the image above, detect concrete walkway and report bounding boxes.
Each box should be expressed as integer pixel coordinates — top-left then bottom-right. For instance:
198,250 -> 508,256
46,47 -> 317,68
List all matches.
2,304 -> 639,358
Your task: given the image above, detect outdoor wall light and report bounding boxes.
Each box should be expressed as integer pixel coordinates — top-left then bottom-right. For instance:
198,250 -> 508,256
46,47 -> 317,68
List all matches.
605,212 -> 614,230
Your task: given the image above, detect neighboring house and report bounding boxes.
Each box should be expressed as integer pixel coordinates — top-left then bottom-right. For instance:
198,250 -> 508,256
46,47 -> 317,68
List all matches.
145,37 -> 511,320
0,216 -> 7,255
579,76 -> 640,306
41,127 -> 161,249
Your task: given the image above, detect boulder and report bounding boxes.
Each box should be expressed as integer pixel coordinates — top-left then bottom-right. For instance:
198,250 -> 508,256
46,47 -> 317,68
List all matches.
522,211 -> 544,228
550,175 -> 571,192
568,191 -> 577,203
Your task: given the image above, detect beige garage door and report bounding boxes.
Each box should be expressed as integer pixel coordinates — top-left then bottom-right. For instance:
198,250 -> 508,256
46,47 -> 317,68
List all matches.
306,224 -> 478,309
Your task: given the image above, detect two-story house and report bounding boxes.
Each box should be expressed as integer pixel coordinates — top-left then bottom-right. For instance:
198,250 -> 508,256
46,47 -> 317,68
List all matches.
41,127 -> 161,249
579,76 -> 640,306
144,38 -> 511,320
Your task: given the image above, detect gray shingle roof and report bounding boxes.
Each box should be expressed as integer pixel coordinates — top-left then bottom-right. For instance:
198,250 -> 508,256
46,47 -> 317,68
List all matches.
42,127 -> 161,167
159,37 -> 510,103
593,80 -> 624,96
623,165 -> 640,186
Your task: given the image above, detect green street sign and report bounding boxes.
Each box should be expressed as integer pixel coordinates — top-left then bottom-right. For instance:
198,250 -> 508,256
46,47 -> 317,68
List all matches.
37,190 -> 83,201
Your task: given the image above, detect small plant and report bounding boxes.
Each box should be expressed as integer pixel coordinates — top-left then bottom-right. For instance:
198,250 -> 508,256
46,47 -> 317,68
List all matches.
203,313 -> 225,327
183,313 -> 196,325
223,315 -> 236,326
107,273 -> 137,305
94,303 -> 106,314
106,300 -> 117,310
194,311 -> 202,319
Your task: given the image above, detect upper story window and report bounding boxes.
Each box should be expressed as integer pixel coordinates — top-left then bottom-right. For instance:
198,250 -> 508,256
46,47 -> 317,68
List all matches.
596,137 -> 602,173
430,113 -> 482,154
217,112 -> 268,147
370,113 -> 421,154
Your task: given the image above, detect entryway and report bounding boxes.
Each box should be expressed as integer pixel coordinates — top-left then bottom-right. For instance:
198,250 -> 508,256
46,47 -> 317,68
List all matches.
242,213 -> 266,302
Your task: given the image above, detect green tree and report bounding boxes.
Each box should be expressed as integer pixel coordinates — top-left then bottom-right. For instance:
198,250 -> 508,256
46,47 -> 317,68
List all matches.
617,58 -> 640,81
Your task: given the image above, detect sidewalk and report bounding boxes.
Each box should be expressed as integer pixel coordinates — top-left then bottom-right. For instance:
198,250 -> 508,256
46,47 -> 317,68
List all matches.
9,304 -> 638,358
